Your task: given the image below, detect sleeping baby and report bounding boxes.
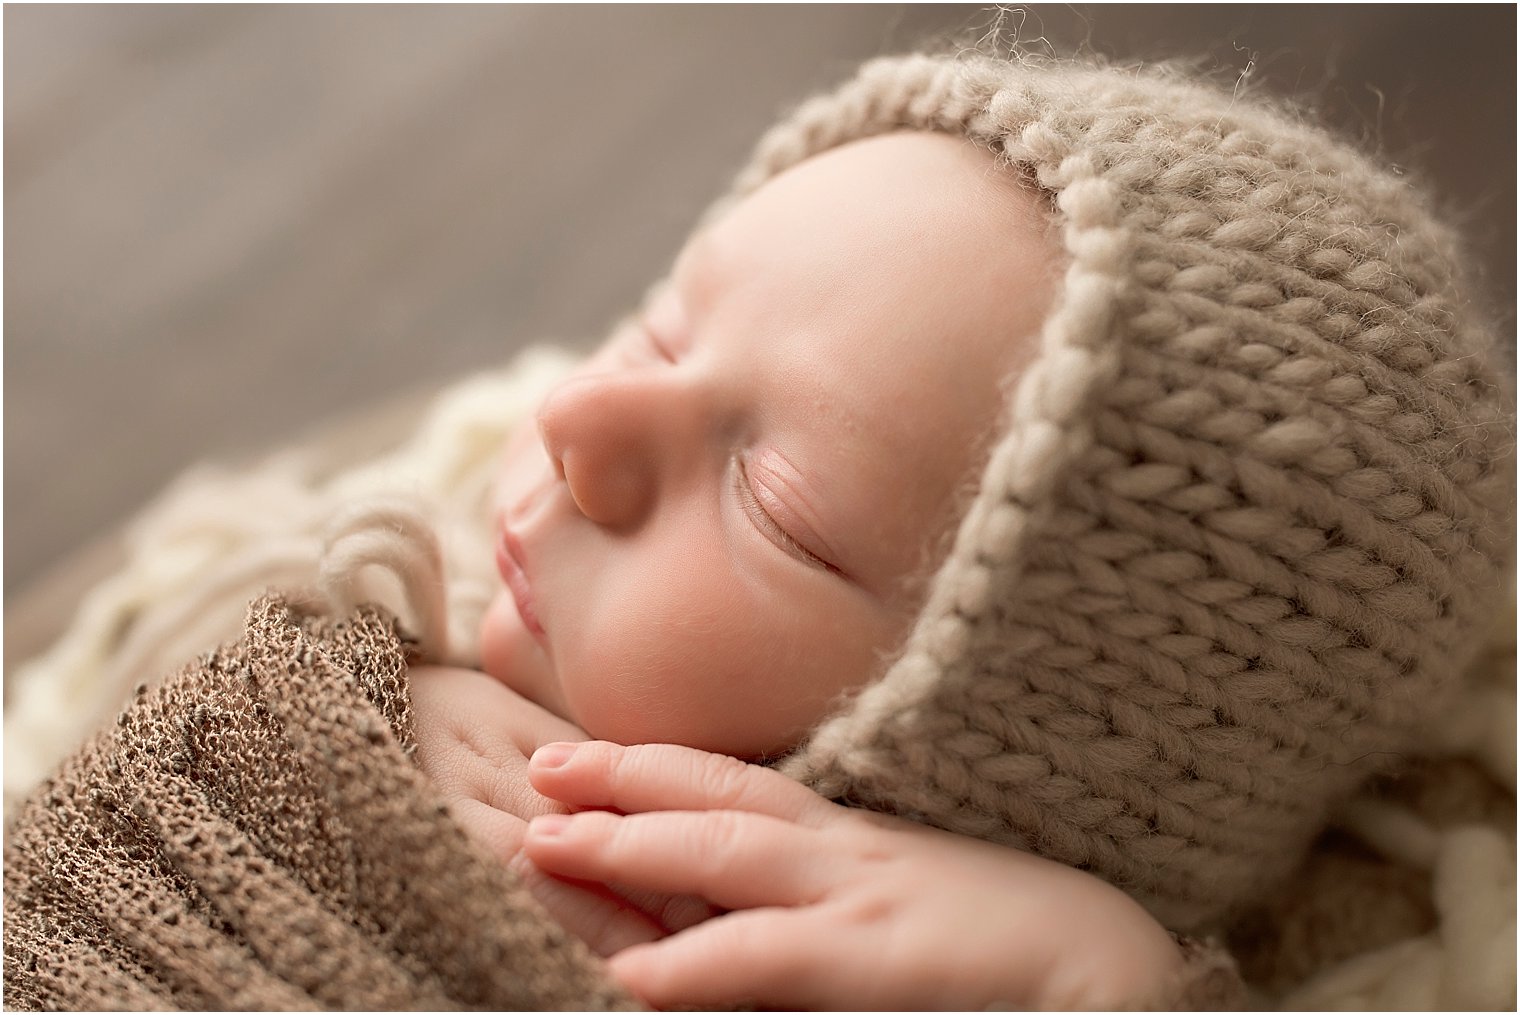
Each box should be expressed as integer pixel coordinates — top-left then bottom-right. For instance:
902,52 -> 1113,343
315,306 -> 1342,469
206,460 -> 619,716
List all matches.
404,51 -> 1513,1009
410,126 -> 1059,839
6,50 -> 1512,1011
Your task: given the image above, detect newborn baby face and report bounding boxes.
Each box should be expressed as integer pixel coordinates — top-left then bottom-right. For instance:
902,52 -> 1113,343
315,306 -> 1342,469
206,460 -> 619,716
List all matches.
481,131 -> 1060,757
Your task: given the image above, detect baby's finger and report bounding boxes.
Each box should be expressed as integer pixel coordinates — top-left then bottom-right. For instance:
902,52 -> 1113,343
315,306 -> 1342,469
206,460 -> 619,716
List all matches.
508,855 -> 665,958
528,740 -> 836,826
609,884 -> 719,935
522,809 -> 829,910
609,909 -> 854,1011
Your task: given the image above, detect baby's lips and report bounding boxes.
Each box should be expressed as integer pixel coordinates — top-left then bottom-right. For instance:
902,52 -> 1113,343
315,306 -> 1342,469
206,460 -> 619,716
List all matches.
496,528 -> 548,644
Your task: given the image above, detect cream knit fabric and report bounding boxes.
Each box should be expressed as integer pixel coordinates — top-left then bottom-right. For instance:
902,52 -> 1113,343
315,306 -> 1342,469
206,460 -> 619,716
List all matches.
748,55 -> 1517,933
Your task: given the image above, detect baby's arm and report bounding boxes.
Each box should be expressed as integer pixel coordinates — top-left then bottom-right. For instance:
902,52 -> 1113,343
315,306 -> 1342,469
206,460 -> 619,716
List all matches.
409,665 -> 591,862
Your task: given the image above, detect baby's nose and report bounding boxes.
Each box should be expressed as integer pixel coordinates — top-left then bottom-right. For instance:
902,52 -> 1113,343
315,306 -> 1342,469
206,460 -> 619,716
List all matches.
536,373 -> 663,529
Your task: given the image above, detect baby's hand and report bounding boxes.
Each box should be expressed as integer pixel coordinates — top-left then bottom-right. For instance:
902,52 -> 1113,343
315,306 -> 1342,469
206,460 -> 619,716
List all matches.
523,741 -> 1189,1011
409,667 -> 713,953
409,665 -> 590,862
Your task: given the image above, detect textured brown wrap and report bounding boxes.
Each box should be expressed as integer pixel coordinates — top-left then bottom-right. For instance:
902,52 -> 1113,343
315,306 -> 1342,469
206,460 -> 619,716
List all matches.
2,594 -> 637,1011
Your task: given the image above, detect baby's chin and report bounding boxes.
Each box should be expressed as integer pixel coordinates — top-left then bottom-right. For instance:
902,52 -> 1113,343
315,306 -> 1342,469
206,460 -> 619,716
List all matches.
477,591 -> 570,720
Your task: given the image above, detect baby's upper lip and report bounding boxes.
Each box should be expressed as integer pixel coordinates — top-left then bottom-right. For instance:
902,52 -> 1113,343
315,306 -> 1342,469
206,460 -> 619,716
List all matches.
496,526 -> 547,643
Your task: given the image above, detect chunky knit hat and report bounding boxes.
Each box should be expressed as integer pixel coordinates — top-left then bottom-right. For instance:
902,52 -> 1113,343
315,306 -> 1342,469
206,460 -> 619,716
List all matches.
720,54 -> 1518,933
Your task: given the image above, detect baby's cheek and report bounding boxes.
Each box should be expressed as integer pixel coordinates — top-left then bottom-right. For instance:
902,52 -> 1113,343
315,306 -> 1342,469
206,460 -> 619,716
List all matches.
559,647 -> 699,749
553,554 -> 724,746
561,634 -> 807,759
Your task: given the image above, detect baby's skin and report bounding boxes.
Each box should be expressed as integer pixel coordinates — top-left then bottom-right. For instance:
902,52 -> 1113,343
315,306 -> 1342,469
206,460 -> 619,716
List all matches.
477,131 -> 1055,756
410,133 -> 1187,1008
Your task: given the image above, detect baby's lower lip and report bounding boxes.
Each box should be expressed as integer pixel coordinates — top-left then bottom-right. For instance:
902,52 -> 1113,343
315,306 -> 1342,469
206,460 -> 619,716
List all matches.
496,531 -> 547,644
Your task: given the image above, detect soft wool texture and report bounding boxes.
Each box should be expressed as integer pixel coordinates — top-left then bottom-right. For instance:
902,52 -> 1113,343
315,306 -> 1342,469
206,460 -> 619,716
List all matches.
743,54 -> 1516,934
1228,595 -> 1516,1009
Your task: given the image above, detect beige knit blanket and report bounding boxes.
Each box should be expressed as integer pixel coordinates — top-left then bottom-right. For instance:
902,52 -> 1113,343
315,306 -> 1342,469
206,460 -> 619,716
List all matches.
3,594 -> 637,1011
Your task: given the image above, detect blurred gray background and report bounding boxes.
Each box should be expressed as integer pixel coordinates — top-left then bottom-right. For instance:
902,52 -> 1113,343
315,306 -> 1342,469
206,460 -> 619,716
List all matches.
6,4 -> 1516,600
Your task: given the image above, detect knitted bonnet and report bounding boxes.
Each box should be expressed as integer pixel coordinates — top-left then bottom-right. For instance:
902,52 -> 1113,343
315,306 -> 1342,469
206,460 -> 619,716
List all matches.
707,53 -> 1517,933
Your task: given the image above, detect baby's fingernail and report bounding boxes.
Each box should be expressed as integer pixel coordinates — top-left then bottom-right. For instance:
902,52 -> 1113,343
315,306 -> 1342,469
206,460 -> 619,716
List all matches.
530,814 -> 572,837
533,742 -> 577,769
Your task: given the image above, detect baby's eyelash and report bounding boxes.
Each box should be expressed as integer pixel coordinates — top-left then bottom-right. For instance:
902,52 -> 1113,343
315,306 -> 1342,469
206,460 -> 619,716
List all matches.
734,456 -> 837,575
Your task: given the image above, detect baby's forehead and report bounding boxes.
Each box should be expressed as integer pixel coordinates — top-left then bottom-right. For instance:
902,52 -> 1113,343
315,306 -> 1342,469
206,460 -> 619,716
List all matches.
681,133 -> 1060,311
